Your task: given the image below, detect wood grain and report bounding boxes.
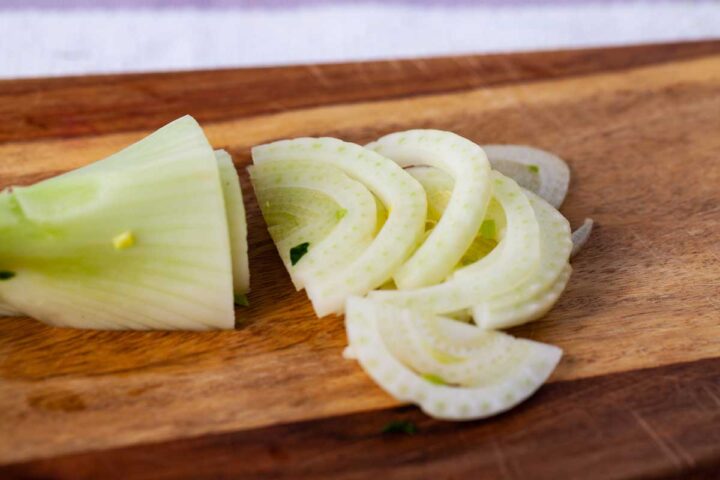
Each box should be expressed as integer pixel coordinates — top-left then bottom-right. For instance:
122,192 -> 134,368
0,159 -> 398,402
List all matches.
1,41 -> 719,477
1,41 -> 719,144
4,357 -> 720,480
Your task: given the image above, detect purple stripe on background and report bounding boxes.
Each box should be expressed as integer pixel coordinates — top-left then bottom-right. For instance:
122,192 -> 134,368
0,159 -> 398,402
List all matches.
0,0 -> 700,8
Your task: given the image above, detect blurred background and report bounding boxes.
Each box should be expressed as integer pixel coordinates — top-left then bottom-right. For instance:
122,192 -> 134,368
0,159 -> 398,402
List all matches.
1,0 -> 719,79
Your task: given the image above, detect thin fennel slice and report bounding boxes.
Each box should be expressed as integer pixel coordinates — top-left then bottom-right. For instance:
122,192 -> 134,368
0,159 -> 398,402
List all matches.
483,145 -> 570,208
345,297 -> 561,420
0,116 -> 234,330
473,190 -> 572,329
571,218 -> 594,258
407,166 -> 505,266
368,171 -> 540,314
479,265 -> 572,330
215,150 -> 250,296
252,138 -> 426,316
249,159 -> 376,294
367,130 -> 492,289
404,166 -> 572,328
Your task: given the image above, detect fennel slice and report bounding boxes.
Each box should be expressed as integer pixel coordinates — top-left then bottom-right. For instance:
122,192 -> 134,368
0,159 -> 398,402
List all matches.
368,172 -> 540,314
345,297 -> 561,420
407,166 -> 505,267
473,190 -> 572,329
404,166 -> 572,329
215,150 -> 250,296
253,138 -> 426,316
476,264 -> 572,330
249,159 -> 376,296
367,130 -> 492,289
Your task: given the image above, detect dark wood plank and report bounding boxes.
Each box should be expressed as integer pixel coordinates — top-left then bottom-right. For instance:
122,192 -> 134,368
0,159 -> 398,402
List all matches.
3,358 -> 719,480
1,40 -> 719,143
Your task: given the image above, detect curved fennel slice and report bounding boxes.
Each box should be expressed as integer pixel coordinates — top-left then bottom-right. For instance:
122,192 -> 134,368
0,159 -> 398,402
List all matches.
473,190 -> 572,329
367,130 -> 492,289
252,138 -> 426,316
407,166 -> 505,266
571,218 -> 594,258
249,159 -> 376,295
215,150 -> 250,296
479,264 -> 572,330
368,171 -> 540,315
482,145 -> 570,208
345,297 -> 562,420
0,116 -> 234,330
404,166 -> 571,328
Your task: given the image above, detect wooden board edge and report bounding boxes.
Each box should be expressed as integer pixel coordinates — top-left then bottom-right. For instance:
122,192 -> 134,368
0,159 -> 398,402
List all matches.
1,40 -> 719,144
3,357 -> 719,480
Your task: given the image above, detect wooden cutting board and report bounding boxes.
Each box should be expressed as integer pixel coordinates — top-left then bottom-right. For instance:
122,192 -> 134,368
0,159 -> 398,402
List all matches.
1,41 -> 719,480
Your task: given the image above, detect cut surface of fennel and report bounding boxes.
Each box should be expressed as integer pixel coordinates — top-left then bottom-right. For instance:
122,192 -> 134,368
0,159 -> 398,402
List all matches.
366,130 -> 492,289
345,297 -> 562,420
0,116 -> 235,330
252,138 -> 426,316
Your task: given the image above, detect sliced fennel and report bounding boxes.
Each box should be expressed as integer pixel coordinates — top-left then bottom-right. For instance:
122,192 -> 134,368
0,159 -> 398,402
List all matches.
252,138 -> 426,316
345,297 -> 561,420
483,145 -> 570,209
216,149 -> 250,296
407,166 -> 505,267
479,264 -> 572,330
0,116 -> 235,330
405,166 -> 572,329
473,190 -> 572,329
368,171 -> 540,315
249,158 -> 376,294
367,130 -> 491,289
571,218 -> 594,258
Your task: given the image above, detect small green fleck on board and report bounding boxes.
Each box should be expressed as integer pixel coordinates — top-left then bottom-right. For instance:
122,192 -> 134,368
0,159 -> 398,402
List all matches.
422,373 -> 448,385
0,271 -> 16,281
335,208 -> 348,220
527,164 -> 540,173
480,219 -> 496,240
290,242 -> 310,266
233,294 -> 249,307
113,231 -> 135,250
382,420 -> 418,435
